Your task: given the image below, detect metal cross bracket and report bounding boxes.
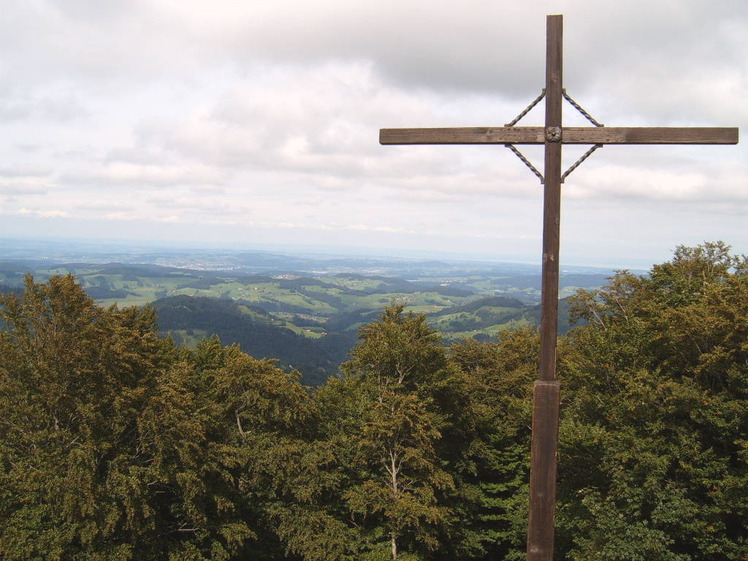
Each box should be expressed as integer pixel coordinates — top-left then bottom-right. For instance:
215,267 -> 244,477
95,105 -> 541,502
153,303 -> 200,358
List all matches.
504,88 -> 607,183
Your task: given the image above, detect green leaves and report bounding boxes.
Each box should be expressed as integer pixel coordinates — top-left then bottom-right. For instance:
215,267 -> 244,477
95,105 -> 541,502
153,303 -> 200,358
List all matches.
343,303 -> 447,391
0,275 -> 164,560
2,243 -> 746,561
285,305 -> 457,561
559,243 -> 748,561
0,275 -> 305,560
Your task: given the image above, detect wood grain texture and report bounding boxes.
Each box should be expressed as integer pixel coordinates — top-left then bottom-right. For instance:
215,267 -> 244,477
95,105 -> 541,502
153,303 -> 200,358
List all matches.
379,127 -> 545,145
380,126 -> 739,145
527,16 -> 564,561
562,127 -> 739,144
526,380 -> 561,561
377,16 -> 739,561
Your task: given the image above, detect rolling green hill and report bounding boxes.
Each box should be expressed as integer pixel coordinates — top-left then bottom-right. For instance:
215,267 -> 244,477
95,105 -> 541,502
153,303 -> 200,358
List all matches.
0,251 -> 606,383
152,295 -> 345,386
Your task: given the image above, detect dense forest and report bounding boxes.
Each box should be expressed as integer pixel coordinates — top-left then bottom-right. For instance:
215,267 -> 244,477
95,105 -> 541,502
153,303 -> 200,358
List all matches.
0,252 -> 604,386
0,242 -> 746,560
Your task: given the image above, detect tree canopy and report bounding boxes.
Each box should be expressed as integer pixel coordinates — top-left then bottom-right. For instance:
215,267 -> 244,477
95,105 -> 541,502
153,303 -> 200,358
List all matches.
0,242 -> 746,560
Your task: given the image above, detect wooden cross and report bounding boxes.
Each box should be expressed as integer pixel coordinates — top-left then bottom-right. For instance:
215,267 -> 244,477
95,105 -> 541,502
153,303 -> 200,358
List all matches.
379,14 -> 738,561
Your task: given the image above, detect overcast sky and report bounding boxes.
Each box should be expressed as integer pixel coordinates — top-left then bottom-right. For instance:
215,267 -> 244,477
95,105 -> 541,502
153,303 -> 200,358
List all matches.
1,0 -> 746,267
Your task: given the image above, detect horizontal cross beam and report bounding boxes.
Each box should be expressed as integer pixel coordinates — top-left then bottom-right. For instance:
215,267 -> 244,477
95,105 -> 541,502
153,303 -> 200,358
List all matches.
379,15 -> 740,561
380,126 -> 739,145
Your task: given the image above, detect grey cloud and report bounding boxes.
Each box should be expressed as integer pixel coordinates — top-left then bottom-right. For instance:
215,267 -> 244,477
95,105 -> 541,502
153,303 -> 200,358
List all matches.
188,0 -> 746,104
1,0 -> 745,262
143,194 -> 252,217
213,2 -> 545,98
5,0 -> 745,101
50,0 -> 135,23
0,95 -> 87,123
77,202 -> 137,213
60,163 -> 226,189
1,1 -> 198,92
0,184 -> 49,196
5,0 -> 744,123
103,147 -> 169,166
0,164 -> 53,178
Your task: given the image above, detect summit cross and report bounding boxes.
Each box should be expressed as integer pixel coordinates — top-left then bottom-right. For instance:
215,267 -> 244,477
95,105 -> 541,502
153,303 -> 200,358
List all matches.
379,14 -> 738,561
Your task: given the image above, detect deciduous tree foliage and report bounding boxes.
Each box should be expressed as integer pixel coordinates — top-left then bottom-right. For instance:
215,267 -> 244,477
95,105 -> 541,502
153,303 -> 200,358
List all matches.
1,242 -> 746,561
0,276 -> 310,560
448,328 -> 539,561
558,242 -> 748,561
281,304 -> 457,561
0,275 -> 168,560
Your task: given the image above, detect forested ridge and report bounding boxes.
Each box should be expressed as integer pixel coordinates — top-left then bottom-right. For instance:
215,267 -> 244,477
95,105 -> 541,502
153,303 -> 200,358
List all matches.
0,253 -> 609,363
0,242 -> 746,560
151,295 -> 343,386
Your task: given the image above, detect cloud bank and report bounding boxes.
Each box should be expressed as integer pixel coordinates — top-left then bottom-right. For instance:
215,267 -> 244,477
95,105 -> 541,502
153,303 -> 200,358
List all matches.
1,0 -> 746,266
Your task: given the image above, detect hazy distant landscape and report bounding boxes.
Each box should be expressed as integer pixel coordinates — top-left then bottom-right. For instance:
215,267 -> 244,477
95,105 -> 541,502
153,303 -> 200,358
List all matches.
0,238 -> 621,384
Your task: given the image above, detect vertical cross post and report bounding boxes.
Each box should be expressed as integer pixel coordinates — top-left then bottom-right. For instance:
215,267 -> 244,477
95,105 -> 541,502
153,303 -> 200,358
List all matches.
527,15 -> 563,561
378,14 -> 737,561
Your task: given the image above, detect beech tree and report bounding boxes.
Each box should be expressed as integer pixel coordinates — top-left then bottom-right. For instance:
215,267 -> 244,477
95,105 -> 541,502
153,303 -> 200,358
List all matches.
448,328 -> 539,561
280,305 -> 457,561
3,243 -> 746,561
0,276 -> 311,560
557,242 -> 748,561
0,275 -> 169,559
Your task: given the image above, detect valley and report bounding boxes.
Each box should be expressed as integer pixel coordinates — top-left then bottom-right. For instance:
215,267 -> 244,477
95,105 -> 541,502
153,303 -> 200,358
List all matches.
0,240 -> 620,383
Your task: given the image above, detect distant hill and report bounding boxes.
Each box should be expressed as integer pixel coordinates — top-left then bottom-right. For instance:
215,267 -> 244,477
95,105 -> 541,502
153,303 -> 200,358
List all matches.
150,293 -> 583,387
0,247 -> 604,386
152,295 -> 343,386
